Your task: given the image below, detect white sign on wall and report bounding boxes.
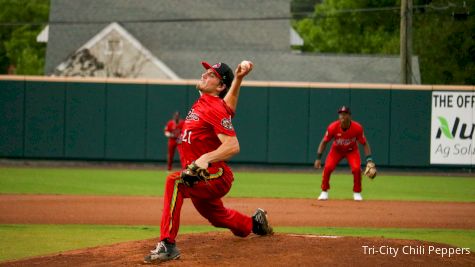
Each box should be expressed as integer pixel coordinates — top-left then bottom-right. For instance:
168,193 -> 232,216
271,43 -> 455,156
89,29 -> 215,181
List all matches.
430,91 -> 475,165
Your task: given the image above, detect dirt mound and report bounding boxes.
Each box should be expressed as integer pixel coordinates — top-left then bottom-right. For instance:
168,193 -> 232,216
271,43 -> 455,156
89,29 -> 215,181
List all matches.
2,232 -> 474,267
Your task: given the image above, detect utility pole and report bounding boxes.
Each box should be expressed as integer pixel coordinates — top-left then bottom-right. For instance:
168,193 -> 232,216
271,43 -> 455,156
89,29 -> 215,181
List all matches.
400,0 -> 413,84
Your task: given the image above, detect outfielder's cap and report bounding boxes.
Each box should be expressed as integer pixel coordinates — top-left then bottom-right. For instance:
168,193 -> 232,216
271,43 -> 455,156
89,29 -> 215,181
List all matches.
338,106 -> 351,114
201,61 -> 234,89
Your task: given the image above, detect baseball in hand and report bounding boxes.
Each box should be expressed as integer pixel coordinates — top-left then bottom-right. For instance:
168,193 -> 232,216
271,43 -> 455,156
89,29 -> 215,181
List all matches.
240,60 -> 252,71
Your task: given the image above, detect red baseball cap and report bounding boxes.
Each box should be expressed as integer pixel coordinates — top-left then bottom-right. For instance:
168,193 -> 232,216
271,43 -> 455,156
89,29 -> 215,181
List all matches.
338,106 -> 351,114
201,61 -> 234,89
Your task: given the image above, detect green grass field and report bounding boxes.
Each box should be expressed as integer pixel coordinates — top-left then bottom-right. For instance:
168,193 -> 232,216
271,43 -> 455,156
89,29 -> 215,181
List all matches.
0,224 -> 218,262
0,166 -> 474,262
1,167 -> 474,201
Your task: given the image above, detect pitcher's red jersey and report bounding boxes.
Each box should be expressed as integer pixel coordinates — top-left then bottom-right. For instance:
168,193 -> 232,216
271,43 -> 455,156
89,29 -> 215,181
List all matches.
178,94 -> 235,171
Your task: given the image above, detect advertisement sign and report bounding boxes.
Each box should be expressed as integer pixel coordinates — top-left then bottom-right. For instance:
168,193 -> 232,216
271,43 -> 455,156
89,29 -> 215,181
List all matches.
430,92 -> 475,165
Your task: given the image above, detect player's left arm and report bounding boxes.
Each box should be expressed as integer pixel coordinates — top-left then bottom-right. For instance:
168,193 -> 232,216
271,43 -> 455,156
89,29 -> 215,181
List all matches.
362,140 -> 377,178
359,128 -> 377,178
224,61 -> 254,113
359,128 -> 373,163
363,141 -> 373,162
194,134 -> 240,169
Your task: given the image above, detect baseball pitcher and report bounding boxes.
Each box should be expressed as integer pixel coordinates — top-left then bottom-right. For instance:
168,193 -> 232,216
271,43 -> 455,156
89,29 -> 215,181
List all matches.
144,61 -> 273,264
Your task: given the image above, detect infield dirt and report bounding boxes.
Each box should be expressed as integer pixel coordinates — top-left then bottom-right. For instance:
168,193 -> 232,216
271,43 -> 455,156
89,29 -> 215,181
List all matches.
1,195 -> 475,266
0,195 -> 474,229
1,232 -> 475,266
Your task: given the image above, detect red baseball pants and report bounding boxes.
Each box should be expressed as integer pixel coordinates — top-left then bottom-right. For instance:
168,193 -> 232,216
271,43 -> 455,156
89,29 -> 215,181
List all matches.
322,148 -> 362,193
160,171 -> 253,243
167,139 -> 177,171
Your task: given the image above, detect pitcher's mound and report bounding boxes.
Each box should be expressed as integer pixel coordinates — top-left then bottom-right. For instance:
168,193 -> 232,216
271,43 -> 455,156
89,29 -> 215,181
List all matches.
2,232 -> 474,267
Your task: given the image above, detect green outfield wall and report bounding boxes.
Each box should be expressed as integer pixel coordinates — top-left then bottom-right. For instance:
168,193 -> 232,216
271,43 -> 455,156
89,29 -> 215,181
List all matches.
1,76 -> 473,167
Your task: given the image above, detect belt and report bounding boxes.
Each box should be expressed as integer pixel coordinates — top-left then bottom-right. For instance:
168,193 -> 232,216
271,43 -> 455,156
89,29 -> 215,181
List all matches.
207,168 -> 223,179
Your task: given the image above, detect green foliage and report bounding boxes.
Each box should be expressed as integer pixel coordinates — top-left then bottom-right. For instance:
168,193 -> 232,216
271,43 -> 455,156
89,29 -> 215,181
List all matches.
293,0 -> 475,85
294,0 -> 400,54
0,0 -> 49,74
4,26 -> 46,75
413,4 -> 475,84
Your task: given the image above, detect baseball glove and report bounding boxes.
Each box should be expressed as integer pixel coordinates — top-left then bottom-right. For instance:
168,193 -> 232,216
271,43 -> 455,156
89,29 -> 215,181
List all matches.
364,161 -> 377,179
180,162 -> 210,187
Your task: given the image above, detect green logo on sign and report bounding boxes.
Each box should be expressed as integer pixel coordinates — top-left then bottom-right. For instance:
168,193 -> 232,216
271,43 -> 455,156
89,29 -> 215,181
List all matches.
437,116 -> 454,139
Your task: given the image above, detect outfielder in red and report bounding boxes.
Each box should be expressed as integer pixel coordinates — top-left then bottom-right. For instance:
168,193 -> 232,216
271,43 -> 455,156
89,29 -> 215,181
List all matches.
164,112 -> 184,171
314,106 -> 374,201
144,61 -> 273,264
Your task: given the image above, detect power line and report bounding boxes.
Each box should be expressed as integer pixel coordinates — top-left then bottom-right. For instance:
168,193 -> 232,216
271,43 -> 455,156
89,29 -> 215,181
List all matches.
0,16 -> 292,26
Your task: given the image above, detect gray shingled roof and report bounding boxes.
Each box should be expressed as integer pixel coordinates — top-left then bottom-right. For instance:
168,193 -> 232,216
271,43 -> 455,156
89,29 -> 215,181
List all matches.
45,0 -> 420,83
160,50 -> 420,84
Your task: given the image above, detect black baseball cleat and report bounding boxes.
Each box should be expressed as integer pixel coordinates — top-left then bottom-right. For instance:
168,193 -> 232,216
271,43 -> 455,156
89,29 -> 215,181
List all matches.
252,208 -> 274,235
144,240 -> 180,264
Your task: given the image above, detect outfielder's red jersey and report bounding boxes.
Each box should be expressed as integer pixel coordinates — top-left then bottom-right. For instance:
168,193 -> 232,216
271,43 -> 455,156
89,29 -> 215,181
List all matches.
324,120 -> 367,153
178,94 -> 235,171
165,119 -> 184,139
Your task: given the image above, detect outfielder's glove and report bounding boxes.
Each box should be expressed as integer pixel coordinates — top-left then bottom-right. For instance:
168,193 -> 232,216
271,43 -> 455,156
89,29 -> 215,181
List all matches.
180,162 -> 210,187
364,161 -> 377,179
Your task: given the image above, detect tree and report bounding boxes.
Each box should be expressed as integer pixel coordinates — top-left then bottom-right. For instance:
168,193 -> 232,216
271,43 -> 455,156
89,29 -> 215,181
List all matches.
294,0 -> 400,54
293,0 -> 475,85
0,0 -> 49,75
413,3 -> 475,84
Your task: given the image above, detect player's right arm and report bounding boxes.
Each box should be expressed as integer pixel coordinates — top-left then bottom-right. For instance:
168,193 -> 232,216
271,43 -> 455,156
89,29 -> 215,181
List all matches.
224,61 -> 253,112
314,139 -> 328,169
194,134 -> 240,169
164,124 -> 172,138
314,126 -> 334,169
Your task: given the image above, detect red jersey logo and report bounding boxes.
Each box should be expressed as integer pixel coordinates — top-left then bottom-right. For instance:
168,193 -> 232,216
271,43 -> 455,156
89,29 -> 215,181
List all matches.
221,118 -> 233,130
185,109 -> 199,121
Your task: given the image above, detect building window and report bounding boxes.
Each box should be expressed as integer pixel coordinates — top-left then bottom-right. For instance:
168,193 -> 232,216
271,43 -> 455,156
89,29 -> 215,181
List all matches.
104,38 -> 123,55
